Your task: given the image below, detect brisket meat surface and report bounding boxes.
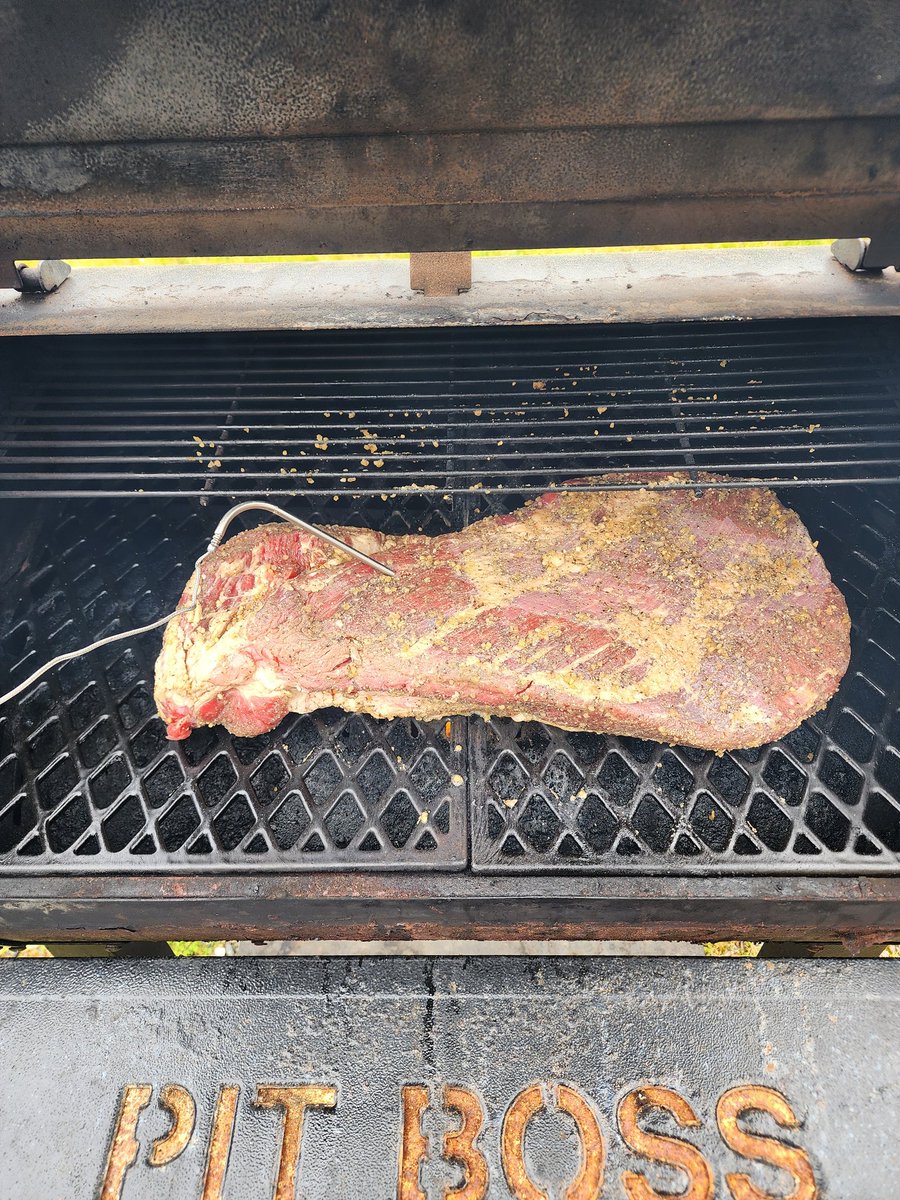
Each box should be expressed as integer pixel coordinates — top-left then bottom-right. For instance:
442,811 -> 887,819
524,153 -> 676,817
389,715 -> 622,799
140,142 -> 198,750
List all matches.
155,475 -> 850,751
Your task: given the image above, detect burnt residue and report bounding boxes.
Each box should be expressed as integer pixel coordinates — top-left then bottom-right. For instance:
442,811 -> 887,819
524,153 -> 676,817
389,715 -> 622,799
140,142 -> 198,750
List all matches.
5,1 -> 900,144
2,2 -> 900,263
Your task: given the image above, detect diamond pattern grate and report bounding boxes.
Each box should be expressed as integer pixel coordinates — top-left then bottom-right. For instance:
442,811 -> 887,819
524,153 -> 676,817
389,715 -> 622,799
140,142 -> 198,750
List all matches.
0,496 -> 467,871
0,320 -> 899,876
470,485 -> 900,873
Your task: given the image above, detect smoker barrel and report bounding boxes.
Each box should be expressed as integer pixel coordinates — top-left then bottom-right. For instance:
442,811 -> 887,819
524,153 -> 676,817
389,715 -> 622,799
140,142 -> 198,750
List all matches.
2,8 -> 899,1196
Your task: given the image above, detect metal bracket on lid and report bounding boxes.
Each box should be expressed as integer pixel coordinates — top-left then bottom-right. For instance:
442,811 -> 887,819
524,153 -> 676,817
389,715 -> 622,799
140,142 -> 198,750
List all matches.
410,251 -> 472,296
831,236 -> 900,273
12,259 -> 72,294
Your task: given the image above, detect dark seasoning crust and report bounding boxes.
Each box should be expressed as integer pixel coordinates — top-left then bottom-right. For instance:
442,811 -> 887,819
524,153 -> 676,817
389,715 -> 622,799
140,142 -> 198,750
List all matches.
155,474 -> 850,752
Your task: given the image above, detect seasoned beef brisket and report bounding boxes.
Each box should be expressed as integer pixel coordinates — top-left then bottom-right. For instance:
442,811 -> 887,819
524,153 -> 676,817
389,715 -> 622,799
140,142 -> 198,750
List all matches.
155,474 -> 850,751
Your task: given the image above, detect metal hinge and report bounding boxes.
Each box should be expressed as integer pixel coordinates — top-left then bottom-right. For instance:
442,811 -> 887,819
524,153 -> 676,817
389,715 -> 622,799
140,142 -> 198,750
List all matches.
831,237 -> 900,272
12,259 -> 72,294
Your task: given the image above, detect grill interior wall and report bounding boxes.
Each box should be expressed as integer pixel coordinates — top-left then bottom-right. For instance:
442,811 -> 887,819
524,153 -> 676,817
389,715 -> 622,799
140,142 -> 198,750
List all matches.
0,319 -> 899,874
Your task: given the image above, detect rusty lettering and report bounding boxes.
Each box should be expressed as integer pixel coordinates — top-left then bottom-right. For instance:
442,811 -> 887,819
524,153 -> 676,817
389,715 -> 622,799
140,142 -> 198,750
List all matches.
398,1085 -> 430,1200
98,1084 -> 153,1200
618,1086 -> 713,1200
501,1083 -> 605,1200
557,1084 -> 606,1200
442,1085 -> 489,1200
256,1084 -> 338,1200
200,1085 -> 240,1200
148,1084 -> 196,1167
501,1083 -> 545,1200
716,1086 -> 817,1200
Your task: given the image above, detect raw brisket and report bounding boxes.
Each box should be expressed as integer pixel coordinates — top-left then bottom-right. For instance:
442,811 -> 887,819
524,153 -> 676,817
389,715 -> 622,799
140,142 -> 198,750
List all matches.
155,474 -> 850,751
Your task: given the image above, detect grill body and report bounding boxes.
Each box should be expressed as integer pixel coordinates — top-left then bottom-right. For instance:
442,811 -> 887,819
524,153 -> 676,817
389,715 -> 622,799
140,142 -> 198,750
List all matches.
0,319 -> 899,942
2,2 -> 900,943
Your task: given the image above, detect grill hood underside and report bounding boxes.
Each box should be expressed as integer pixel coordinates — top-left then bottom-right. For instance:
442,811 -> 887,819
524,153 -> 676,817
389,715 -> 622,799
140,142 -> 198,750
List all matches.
2,0 -> 900,284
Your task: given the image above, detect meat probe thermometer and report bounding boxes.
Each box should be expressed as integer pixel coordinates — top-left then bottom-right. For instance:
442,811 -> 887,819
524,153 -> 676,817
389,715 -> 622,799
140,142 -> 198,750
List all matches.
0,500 -> 395,708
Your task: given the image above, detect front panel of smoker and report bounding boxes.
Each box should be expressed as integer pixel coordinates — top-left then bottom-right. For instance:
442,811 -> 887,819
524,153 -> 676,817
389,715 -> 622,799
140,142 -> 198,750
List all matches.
2,956 -> 899,1199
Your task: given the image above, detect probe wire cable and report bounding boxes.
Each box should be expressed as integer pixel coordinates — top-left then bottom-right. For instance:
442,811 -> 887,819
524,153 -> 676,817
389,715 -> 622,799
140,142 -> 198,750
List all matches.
0,501 -> 395,709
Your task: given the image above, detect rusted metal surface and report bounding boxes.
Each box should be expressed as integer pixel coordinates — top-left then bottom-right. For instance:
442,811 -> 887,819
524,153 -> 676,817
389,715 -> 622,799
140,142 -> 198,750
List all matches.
0,956 -> 897,1197
501,1083 -> 605,1200
254,1086 -> 338,1200
200,1087 -> 239,1200
399,1086 -> 431,1200
148,1085 -> 196,1168
618,1087 -> 713,1200
0,871 -> 898,944
442,1085 -> 488,1200
2,2 -> 899,269
6,1 -> 900,142
716,1087 -> 817,1200
99,1085 -> 152,1200
409,253 -> 472,297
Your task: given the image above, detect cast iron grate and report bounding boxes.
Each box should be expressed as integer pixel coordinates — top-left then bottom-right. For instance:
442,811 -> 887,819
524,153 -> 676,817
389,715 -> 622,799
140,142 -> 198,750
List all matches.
1,318 -> 899,497
0,496 -> 467,871
0,319 -> 899,875
470,484 -> 900,873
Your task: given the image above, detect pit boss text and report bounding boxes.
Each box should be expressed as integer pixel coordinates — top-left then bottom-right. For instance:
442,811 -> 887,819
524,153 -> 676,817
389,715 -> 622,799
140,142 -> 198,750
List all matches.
99,1078 -> 818,1199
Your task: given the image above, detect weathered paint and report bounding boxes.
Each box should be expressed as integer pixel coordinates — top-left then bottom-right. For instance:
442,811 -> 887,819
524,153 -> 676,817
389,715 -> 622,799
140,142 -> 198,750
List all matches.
2,2 -> 899,278
0,956 -> 896,1198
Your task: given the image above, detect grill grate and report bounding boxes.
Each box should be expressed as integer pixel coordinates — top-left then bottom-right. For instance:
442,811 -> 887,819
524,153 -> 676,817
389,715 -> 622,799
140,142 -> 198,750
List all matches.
0,319 -> 898,875
2,319 -> 900,498
470,485 -> 900,872
0,496 -> 467,871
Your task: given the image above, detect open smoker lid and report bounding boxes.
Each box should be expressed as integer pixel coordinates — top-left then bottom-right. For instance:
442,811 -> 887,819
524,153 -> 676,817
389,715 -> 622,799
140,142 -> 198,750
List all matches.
1,0 -> 899,285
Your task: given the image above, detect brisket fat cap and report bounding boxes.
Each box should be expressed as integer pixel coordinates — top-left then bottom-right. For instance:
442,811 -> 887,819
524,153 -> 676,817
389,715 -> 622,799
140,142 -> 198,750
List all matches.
154,474 -> 850,751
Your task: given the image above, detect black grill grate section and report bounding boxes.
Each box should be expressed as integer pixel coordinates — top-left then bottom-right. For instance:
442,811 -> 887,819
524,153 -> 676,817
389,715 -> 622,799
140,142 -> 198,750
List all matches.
470,485 -> 900,873
0,496 -> 467,871
0,318 -> 898,876
1,319 -> 900,498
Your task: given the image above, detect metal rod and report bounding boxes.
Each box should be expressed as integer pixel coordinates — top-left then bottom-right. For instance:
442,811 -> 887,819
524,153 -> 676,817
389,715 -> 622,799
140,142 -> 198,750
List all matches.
2,477 -> 900,500
200,501 -> 395,579
5,423 -> 900,450
5,435 -> 900,463
4,409 -> 899,437
14,389 -> 894,417
3,456 -> 900,480
0,500 -> 394,710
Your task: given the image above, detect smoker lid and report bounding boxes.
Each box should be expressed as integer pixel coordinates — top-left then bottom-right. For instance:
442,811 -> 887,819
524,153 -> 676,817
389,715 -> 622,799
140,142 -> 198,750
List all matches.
1,0 -> 899,280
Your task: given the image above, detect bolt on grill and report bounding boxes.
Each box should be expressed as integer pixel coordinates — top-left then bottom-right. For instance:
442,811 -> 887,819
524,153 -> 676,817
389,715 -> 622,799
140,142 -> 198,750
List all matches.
0,318 -> 898,875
